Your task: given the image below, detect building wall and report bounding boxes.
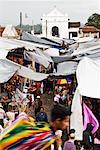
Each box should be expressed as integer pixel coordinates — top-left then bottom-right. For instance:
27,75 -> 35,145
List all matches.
68,27 -> 79,39
42,14 -> 69,38
83,32 -> 99,38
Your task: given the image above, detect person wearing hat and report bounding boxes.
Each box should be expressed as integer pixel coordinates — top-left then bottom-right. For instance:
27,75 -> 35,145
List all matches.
63,129 -> 76,150
0,103 -> 6,127
34,96 -> 42,116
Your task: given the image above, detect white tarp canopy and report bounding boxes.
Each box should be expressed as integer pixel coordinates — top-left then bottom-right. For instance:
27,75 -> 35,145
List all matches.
22,32 -> 59,47
24,51 -> 49,68
72,45 -> 100,56
35,48 -> 53,63
12,39 -> 49,49
0,49 -> 9,59
70,87 -> 83,140
76,57 -> 100,99
17,65 -> 49,81
2,25 -> 18,38
54,61 -> 78,76
44,48 -> 59,56
0,37 -> 49,51
0,37 -> 48,50
0,59 -> 49,83
76,37 -> 94,43
0,37 -> 53,66
0,37 -> 22,50
72,39 -> 100,56
0,59 -> 19,83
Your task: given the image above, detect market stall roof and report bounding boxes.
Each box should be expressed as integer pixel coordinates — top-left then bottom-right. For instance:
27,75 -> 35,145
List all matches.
52,55 -> 72,63
19,38 -> 49,49
76,57 -> 100,99
0,59 -> 19,83
0,37 -> 53,64
2,38 -> 51,60
54,61 -> 78,76
76,37 -> 94,43
0,59 -> 49,83
41,37 -> 60,45
0,37 -> 49,50
0,49 -> 9,59
71,39 -> 100,56
0,37 -> 22,50
73,49 -> 100,61
24,51 -> 50,68
17,65 -> 49,81
22,32 -> 59,47
44,48 -> 59,56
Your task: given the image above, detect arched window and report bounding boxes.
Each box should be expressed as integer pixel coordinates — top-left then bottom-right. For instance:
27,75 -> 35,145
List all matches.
52,26 -> 59,37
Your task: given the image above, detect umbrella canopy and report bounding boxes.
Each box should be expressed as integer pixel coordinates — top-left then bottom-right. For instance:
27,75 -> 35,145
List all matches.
56,79 -> 67,85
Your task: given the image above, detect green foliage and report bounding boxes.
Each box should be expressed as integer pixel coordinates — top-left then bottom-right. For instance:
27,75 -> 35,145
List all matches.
86,13 -> 100,29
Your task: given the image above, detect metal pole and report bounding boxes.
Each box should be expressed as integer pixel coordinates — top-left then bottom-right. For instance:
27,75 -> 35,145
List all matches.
20,12 -> 22,39
32,20 -> 34,35
46,20 -> 47,37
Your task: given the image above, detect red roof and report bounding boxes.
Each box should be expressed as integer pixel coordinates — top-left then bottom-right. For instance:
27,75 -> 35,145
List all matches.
80,26 -> 100,33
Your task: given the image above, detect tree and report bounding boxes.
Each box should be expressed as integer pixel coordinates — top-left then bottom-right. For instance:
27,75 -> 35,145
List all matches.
85,13 -> 100,29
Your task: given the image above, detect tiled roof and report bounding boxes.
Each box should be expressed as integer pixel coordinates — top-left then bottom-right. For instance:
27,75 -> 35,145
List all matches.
80,26 -> 100,33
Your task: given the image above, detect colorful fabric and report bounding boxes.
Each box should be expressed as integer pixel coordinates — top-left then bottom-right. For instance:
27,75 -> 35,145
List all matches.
83,102 -> 99,134
0,113 -> 55,150
56,79 -> 67,85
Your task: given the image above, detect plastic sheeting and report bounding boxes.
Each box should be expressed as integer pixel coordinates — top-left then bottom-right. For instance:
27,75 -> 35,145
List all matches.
0,59 -> 19,83
70,87 -> 83,140
22,32 -> 59,46
24,51 -> 50,68
0,49 -> 8,59
0,59 -> 49,83
17,65 -> 49,81
54,61 -> 78,76
0,37 -> 22,50
76,57 -> 100,99
72,39 -> 100,56
44,48 -> 59,56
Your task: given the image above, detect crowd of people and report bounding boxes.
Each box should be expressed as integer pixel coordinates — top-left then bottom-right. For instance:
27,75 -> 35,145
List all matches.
0,99 -> 100,150
54,79 -> 76,107
0,72 -> 100,150
0,49 -> 99,149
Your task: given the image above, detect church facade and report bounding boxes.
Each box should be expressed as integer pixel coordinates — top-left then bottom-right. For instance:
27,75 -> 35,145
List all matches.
42,7 -> 80,39
42,7 -> 69,39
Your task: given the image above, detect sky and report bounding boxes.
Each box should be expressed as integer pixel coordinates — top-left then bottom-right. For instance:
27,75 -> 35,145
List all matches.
0,0 -> 99,26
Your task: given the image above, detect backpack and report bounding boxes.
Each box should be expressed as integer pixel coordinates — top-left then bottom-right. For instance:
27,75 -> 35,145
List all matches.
36,112 -> 46,122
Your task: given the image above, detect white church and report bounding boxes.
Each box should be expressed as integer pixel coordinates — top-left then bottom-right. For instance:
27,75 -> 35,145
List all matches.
42,7 -> 80,39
